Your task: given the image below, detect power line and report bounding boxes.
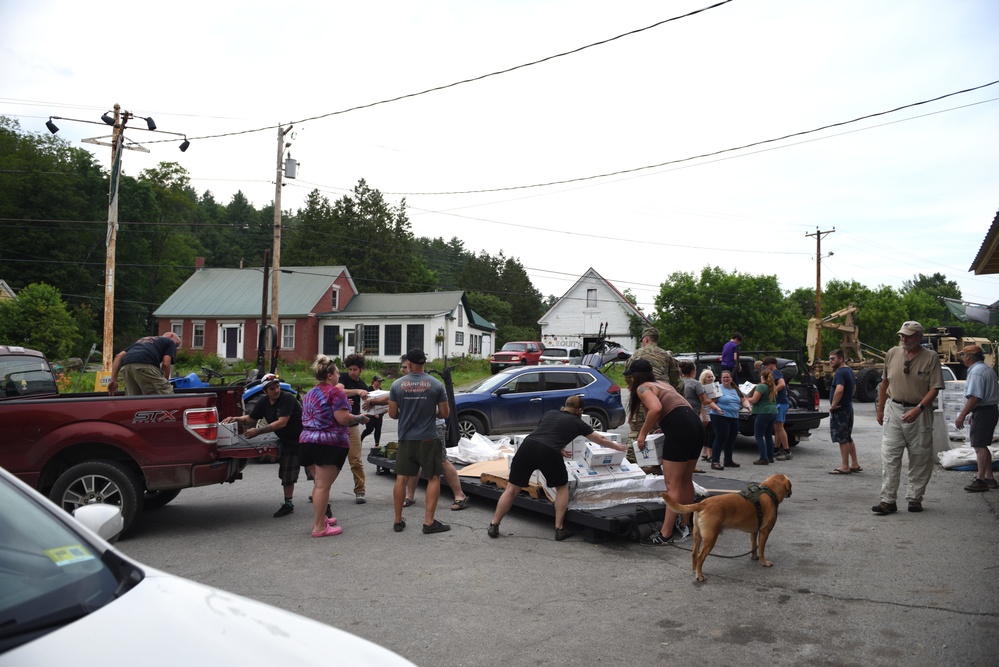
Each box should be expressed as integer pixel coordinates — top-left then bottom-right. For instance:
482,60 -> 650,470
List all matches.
138,1 -> 736,145
387,80 -> 999,195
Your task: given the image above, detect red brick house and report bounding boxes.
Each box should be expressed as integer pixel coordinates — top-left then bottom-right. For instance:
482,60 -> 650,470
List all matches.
153,265 -> 356,364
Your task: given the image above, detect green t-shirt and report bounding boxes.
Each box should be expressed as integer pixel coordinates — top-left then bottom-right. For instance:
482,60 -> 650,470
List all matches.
751,383 -> 778,415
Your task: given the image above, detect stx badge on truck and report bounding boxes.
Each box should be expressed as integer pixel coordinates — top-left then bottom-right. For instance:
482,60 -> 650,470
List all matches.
133,410 -> 179,423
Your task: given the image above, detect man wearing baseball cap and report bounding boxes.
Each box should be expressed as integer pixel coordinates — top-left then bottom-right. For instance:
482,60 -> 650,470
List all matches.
873,321 -> 944,515
223,374 -> 304,518
487,396 -> 626,541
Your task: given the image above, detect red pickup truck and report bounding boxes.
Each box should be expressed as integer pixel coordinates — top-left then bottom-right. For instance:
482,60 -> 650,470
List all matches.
489,341 -> 546,374
0,345 -> 277,533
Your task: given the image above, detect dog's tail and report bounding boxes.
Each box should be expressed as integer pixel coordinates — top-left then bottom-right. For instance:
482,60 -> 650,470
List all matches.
662,492 -> 702,514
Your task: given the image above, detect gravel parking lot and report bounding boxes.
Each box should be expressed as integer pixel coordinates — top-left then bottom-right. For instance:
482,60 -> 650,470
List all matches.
118,400 -> 998,666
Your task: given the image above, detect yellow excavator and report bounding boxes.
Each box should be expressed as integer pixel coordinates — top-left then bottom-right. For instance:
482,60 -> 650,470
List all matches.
805,304 -> 885,402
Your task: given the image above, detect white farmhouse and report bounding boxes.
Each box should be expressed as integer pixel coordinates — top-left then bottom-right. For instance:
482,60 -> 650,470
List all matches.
538,268 -> 650,354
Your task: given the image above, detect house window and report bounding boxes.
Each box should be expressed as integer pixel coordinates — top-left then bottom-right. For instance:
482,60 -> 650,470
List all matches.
385,325 -> 402,356
406,324 -> 424,352
332,286 -> 340,311
363,325 -> 380,355
171,321 -> 183,342
586,289 -> 597,308
458,308 -> 463,327
346,329 -> 356,350
322,326 -> 340,356
192,322 -> 205,349
455,331 -> 464,346
282,323 -> 295,349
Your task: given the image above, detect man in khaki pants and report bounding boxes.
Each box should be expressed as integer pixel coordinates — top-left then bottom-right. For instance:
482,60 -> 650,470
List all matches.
340,353 -> 370,504
873,321 -> 944,514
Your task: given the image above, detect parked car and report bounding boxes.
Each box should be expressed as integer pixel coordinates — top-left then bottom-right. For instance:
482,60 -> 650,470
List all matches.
0,465 -> 415,666
539,347 -> 583,365
453,365 -> 625,438
489,341 -> 546,374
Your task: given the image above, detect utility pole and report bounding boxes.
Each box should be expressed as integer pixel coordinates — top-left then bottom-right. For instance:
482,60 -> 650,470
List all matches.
805,227 -> 835,361
271,123 -> 294,333
46,105 -> 188,389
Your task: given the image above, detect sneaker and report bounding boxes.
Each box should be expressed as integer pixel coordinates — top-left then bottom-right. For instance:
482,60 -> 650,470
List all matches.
871,501 -> 898,515
487,522 -> 500,538
783,450 -> 793,460
908,501 -> 923,512
355,494 -> 366,505
273,502 -> 294,518
555,527 -> 575,541
422,519 -> 451,534
987,478 -> 999,489
753,459 -> 769,465
775,452 -> 787,461
640,531 -> 674,546
325,504 -> 333,519
965,479 -> 990,492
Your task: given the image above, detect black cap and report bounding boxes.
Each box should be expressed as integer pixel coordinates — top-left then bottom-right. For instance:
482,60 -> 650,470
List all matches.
623,358 -> 653,376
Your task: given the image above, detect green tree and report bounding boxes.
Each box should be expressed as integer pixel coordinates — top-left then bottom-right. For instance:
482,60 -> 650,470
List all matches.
0,283 -> 80,358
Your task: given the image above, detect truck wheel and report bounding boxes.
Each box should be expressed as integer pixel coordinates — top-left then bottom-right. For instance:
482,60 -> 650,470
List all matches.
583,409 -> 606,432
787,432 -> 800,447
457,414 -> 485,439
51,460 -> 144,533
143,488 -> 181,510
855,369 -> 881,402
490,364 -> 500,374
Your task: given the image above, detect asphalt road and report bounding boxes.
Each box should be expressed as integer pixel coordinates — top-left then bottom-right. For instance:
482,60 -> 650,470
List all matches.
118,401 -> 998,667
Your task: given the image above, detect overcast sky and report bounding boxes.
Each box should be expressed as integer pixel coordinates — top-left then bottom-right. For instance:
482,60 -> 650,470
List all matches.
3,0 -> 998,316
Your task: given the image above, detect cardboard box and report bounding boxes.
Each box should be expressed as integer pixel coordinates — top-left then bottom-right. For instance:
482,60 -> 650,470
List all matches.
363,389 -> 390,415
631,433 -> 662,466
703,382 -> 721,399
572,466 -> 616,487
217,421 -> 240,447
607,462 -> 647,480
593,431 -> 621,443
583,443 -> 625,468
565,436 -> 589,462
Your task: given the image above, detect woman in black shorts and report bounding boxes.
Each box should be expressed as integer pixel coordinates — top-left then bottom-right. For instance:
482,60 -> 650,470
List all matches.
299,355 -> 368,538
625,358 -> 704,545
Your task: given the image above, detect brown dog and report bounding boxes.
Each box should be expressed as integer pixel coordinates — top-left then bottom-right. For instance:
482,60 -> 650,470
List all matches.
663,473 -> 792,582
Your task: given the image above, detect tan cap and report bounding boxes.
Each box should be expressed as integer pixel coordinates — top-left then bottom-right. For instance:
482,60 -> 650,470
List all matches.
897,321 -> 924,336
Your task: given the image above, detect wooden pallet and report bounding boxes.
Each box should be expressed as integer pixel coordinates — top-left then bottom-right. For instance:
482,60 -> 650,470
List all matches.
480,473 -> 548,500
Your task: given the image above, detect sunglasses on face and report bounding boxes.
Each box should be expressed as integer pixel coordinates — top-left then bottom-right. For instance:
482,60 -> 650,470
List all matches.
904,359 -> 911,375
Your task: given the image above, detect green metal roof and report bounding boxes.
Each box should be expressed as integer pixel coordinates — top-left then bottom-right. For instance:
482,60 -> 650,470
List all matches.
153,266 -> 351,318
328,291 -> 496,331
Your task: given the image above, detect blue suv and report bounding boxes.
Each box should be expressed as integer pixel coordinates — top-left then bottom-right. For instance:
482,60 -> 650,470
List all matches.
453,365 -> 625,438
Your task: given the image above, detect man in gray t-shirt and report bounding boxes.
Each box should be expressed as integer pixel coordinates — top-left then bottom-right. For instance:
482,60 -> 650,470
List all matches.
388,348 -> 451,534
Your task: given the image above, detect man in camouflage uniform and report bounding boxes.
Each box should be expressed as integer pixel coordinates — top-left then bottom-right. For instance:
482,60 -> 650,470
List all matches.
624,326 -> 683,473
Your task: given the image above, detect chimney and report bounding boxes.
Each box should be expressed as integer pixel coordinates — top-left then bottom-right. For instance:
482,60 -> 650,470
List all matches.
195,257 -> 205,272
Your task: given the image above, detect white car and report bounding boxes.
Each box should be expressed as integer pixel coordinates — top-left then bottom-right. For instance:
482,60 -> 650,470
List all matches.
539,347 -> 583,365
0,467 -> 415,666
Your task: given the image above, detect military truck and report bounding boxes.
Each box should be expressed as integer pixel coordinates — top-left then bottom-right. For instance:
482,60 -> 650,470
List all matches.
806,305 -> 996,400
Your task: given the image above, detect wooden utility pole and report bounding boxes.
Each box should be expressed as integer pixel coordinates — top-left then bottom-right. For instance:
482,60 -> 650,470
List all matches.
805,227 -> 835,361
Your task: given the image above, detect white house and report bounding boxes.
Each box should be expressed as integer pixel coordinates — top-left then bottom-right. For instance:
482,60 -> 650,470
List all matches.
537,268 -> 650,353
318,291 -> 496,363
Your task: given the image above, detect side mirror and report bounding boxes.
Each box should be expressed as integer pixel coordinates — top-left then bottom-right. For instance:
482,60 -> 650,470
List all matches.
74,504 -> 124,543
494,387 -> 511,397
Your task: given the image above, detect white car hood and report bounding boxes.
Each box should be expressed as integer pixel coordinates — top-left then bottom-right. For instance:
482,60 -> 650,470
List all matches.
3,567 -> 413,666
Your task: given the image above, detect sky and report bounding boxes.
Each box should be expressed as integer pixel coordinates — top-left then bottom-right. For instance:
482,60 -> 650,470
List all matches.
3,0 -> 998,316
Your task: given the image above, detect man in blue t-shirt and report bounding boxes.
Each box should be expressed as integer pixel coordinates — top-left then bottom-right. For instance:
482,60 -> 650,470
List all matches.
828,348 -> 860,474
107,332 -> 180,395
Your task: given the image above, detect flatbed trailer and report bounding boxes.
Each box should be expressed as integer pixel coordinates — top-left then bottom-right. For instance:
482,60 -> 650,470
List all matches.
367,452 -> 747,544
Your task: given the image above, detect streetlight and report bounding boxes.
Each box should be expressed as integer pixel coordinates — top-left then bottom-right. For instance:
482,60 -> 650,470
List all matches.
45,104 -> 189,390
